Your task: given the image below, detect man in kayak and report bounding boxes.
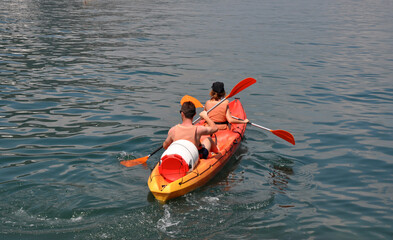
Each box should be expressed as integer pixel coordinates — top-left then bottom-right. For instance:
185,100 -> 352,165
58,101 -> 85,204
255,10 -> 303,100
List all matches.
205,81 -> 249,130
163,101 -> 218,159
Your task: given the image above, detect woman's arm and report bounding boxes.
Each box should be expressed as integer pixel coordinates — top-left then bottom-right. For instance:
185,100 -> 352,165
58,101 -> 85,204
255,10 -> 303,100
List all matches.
226,108 -> 249,124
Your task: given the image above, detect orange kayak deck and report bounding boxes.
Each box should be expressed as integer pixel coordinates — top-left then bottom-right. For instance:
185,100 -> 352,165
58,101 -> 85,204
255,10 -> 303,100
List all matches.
148,99 -> 247,202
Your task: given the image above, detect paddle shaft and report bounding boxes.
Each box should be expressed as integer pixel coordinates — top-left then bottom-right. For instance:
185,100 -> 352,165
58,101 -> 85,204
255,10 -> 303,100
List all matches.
231,116 -> 271,131
149,145 -> 164,157
193,78 -> 256,124
250,122 -> 271,131
232,116 -> 295,145
192,97 -> 226,124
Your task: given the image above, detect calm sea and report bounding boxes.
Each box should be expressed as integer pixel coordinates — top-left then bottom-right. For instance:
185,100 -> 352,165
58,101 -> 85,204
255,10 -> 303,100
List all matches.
1,0 -> 392,239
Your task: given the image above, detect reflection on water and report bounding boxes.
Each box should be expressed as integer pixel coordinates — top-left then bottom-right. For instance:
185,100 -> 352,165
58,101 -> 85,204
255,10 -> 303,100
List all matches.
270,164 -> 292,194
1,0 -> 393,239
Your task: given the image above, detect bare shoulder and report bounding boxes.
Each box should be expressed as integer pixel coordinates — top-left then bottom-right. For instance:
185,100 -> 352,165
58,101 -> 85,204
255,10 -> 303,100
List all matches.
168,125 -> 177,135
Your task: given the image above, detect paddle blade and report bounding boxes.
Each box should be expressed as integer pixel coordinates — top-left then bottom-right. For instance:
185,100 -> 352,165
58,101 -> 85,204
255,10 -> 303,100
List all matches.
120,156 -> 149,167
226,78 -> 257,99
271,130 -> 295,145
181,95 -> 204,108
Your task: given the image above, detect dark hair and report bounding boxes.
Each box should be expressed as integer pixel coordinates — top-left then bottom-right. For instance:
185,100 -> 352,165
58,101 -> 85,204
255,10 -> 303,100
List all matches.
210,90 -> 226,101
180,101 -> 196,119
210,82 -> 226,100
212,82 -> 225,93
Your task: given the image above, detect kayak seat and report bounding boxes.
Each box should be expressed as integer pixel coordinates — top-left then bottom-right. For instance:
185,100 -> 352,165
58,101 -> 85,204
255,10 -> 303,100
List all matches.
159,154 -> 189,183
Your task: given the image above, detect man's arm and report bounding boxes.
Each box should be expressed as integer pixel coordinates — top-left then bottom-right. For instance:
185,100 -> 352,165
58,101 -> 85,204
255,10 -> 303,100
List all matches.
199,110 -> 218,135
163,127 -> 174,149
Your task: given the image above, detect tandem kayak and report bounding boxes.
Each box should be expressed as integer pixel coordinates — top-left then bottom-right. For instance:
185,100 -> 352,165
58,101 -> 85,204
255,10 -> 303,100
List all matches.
148,98 -> 247,202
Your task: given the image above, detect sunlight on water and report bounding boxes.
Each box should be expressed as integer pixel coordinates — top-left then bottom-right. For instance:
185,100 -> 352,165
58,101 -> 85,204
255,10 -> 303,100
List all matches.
1,0 -> 392,239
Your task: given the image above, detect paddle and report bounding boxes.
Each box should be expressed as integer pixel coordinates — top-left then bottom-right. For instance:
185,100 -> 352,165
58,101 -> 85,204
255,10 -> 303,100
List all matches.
180,95 -> 204,108
120,145 -> 163,167
232,116 -> 295,145
120,78 -> 257,167
193,77 -> 257,123
181,91 -> 294,145
120,95 -> 203,168
121,95 -> 205,167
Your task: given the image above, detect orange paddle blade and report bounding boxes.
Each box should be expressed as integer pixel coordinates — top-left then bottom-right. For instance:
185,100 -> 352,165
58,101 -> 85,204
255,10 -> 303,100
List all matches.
181,95 -> 203,108
120,156 -> 149,167
271,130 -> 295,145
226,78 -> 257,99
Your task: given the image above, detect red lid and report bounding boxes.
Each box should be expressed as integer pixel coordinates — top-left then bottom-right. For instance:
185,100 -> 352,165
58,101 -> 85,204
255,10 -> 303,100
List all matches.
159,154 -> 189,183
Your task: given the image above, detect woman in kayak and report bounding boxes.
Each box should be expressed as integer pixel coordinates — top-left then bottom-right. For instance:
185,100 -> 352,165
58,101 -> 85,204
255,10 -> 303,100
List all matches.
163,101 -> 218,159
204,82 -> 249,130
